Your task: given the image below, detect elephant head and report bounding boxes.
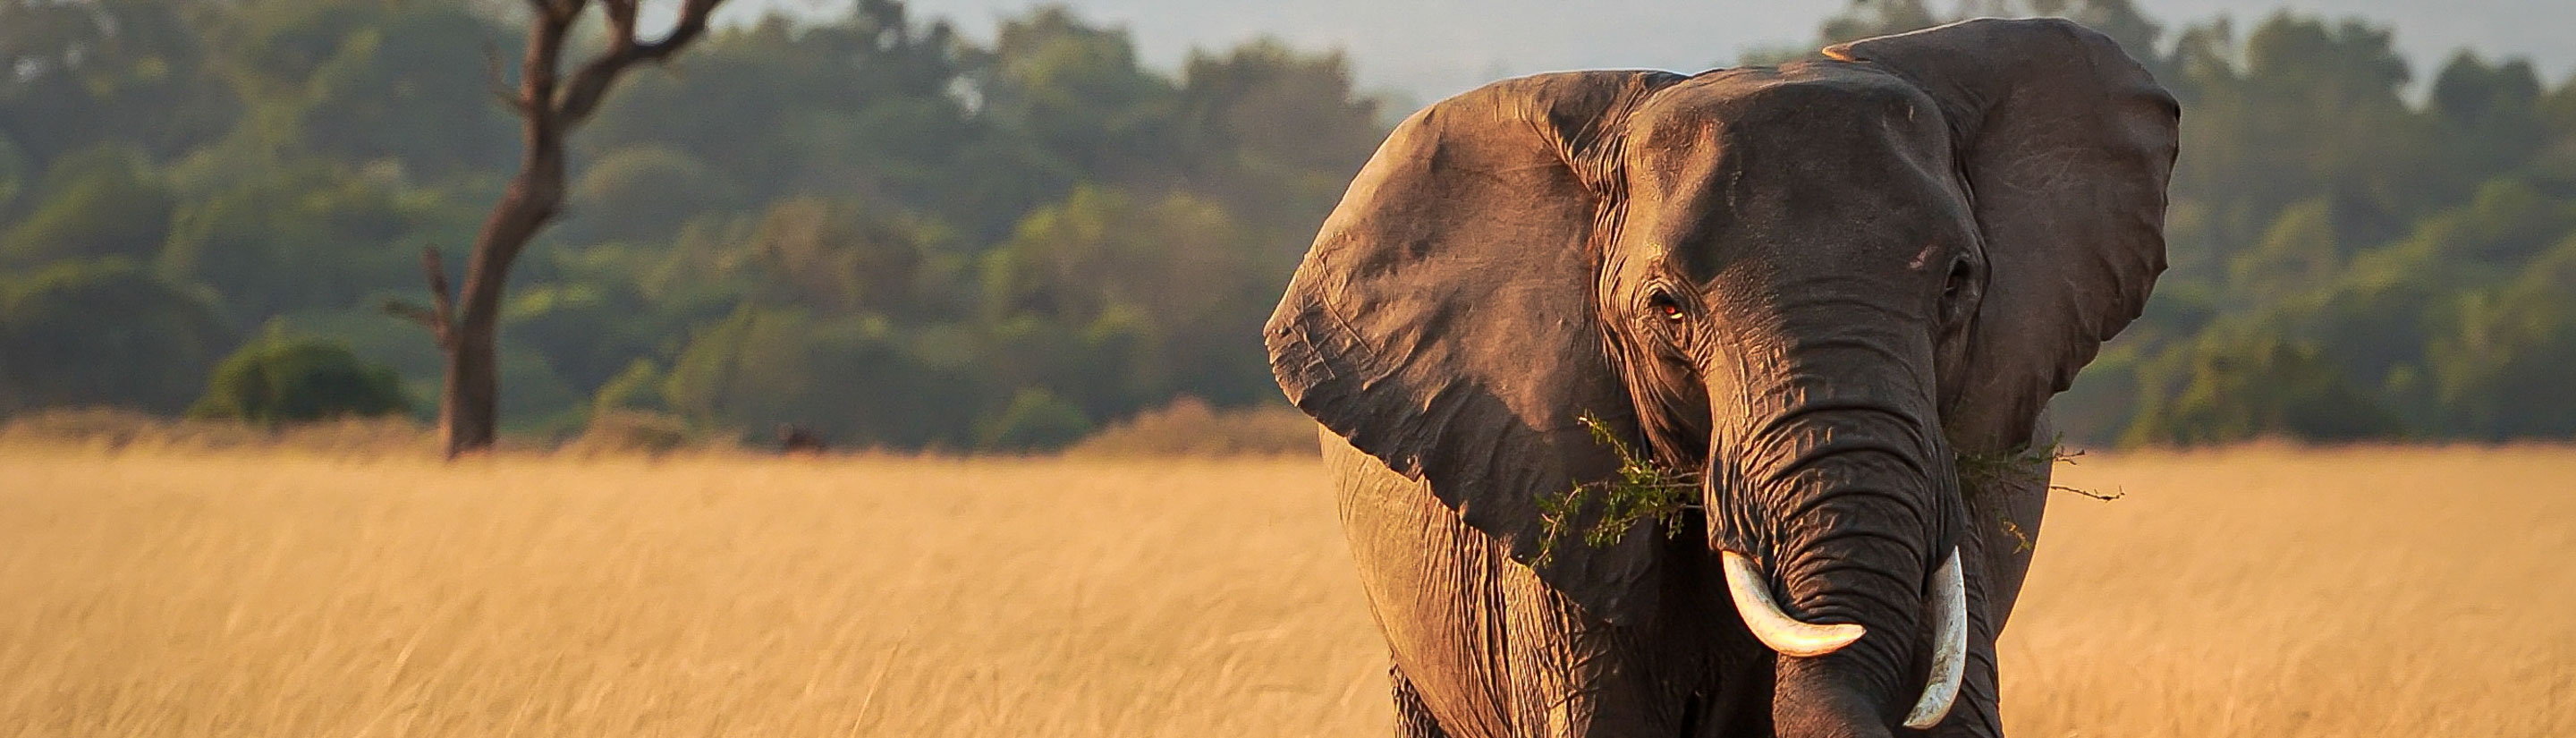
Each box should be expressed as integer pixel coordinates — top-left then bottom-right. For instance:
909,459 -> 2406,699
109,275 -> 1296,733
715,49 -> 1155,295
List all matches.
1267,18 -> 2176,736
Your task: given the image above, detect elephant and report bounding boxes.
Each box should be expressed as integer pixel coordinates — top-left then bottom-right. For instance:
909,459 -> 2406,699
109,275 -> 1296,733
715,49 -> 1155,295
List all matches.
1263,17 -> 2177,738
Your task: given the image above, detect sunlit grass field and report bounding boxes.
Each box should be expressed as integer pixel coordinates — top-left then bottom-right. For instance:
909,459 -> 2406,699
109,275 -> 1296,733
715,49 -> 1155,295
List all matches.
4,445 -> 2572,736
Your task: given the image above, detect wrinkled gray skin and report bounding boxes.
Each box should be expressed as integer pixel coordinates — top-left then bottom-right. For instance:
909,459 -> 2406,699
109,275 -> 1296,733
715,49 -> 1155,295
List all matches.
1266,19 -> 2177,738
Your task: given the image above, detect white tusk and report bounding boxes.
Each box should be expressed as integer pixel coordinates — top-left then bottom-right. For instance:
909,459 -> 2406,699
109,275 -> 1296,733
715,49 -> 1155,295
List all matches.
1722,551 -> 1865,657
1902,549 -> 1969,729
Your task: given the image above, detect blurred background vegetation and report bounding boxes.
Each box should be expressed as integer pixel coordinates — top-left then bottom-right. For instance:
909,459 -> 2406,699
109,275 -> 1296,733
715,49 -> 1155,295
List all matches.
2,0 -> 2572,450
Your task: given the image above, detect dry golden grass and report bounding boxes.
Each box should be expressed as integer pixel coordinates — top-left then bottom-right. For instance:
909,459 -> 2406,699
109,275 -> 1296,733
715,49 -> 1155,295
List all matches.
2010,445 -> 2576,736
1,445 -> 2571,737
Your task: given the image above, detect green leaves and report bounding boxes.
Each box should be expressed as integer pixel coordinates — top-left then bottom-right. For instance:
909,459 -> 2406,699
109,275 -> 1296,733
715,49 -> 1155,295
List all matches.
187,335 -> 409,425
1533,412 -> 1700,566
1534,419 -> 2114,564
2120,334 -> 2408,445
0,258 -> 232,415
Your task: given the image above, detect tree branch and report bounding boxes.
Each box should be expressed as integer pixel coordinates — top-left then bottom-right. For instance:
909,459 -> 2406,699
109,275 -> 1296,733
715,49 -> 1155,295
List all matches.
386,246 -> 460,349
553,0 -> 724,124
382,299 -> 439,331
481,40 -> 529,114
423,246 -> 455,333
511,0 -> 580,132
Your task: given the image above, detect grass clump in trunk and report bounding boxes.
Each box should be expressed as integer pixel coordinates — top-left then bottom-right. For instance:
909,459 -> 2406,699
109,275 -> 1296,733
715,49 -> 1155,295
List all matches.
1534,412 -> 1699,566
1538,421 -> 2114,563
1957,437 -> 2115,553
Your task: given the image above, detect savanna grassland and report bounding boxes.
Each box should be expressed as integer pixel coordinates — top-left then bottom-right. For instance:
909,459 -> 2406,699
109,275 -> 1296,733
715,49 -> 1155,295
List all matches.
3,445 -> 2572,737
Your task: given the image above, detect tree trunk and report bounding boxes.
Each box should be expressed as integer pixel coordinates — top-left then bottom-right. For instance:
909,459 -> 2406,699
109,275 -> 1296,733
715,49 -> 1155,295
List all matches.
438,322 -> 500,454
438,123 -> 563,457
419,0 -> 724,458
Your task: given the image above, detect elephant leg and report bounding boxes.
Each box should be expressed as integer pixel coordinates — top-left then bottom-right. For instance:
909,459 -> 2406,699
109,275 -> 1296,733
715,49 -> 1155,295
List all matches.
1391,664 -> 1453,738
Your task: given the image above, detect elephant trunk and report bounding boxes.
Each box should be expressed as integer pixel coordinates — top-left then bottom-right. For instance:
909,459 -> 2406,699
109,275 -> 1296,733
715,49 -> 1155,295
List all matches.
1705,394 -> 1965,734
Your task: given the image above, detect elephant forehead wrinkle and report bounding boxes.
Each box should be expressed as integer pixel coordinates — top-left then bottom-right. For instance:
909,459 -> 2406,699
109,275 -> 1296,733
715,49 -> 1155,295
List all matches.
1622,144 -> 1960,295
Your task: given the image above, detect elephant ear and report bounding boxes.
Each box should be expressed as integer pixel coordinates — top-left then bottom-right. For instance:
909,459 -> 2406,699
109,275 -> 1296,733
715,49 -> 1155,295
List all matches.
1826,18 -> 2181,453
1267,71 -> 1684,621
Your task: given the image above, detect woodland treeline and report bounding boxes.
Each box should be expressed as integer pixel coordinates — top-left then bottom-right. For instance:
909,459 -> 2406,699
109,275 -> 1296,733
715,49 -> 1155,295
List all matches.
1,0 -> 2572,448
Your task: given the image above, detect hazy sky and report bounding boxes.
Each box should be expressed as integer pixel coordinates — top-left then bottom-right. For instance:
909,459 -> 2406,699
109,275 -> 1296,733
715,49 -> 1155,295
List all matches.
733,0 -> 2576,102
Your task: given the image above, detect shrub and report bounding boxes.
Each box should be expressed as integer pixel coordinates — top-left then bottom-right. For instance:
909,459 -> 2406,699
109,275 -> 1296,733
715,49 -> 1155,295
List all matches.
591,359 -> 668,413
0,258 -> 232,414
187,337 -> 411,425
1063,396 -> 1317,457
975,387 -> 1091,452
2121,335 -> 2405,446
0,145 -> 173,266
561,410 -> 695,456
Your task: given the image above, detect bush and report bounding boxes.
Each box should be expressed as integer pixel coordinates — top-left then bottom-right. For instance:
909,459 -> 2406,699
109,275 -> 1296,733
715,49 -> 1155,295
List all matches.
0,145 -> 174,266
157,164 -> 434,319
2425,236 -> 2576,438
1064,396 -> 1318,457
2121,335 -> 2406,446
591,359 -> 668,414
188,337 -> 411,425
567,146 -> 736,244
0,258 -> 233,414
974,387 -> 1091,452
561,410 -> 695,456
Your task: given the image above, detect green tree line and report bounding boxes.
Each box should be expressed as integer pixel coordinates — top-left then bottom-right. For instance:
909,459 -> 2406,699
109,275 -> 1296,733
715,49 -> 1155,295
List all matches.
1802,1 -> 2576,444
3,0 -> 2572,447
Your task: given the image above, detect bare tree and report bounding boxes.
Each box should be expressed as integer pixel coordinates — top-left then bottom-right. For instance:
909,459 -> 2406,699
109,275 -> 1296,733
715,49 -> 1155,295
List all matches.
394,0 -> 729,457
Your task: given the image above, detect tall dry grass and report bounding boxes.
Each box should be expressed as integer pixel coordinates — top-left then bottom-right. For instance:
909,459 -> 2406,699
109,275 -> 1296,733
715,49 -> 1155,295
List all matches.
2009,445 -> 2576,736
1,445 -> 2570,736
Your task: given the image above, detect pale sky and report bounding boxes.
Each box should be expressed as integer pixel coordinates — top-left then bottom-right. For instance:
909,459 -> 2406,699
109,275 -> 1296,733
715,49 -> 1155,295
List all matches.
727,0 -> 2576,102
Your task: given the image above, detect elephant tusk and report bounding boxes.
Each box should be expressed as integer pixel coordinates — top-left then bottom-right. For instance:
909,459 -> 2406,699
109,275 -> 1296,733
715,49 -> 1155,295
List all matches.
1721,551 -> 1865,657
1902,549 -> 1969,729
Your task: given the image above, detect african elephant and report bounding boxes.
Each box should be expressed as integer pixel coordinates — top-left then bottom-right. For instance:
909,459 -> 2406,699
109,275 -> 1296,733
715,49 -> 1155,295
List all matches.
1264,18 -> 2176,738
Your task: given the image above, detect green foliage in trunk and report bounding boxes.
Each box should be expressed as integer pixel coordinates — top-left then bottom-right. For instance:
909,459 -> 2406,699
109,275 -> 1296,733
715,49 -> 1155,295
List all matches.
1534,413 -> 1701,566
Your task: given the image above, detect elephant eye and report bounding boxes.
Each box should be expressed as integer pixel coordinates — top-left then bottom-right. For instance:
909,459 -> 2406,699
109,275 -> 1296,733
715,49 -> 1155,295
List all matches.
1648,292 -> 1684,323
1944,258 -> 1974,297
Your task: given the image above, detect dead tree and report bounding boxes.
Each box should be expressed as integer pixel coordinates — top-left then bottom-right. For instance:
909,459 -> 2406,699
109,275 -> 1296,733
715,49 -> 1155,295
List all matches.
394,0 -> 729,458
